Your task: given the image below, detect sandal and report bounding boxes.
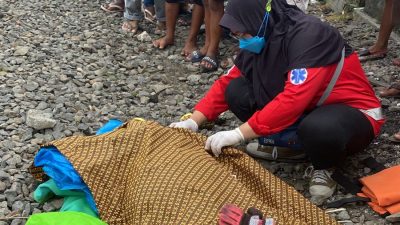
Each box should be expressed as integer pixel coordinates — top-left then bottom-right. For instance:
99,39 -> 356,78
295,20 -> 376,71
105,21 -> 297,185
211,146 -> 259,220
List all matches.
357,48 -> 387,62
143,7 -> 156,24
393,58 -> 400,67
154,21 -> 165,35
177,15 -> 191,26
379,82 -> 400,98
388,132 -> 400,143
200,56 -> 219,72
122,21 -> 139,34
101,0 -> 124,12
187,50 -> 205,63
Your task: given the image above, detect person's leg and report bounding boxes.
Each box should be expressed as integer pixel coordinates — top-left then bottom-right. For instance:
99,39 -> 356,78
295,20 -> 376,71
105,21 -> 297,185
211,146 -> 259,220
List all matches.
154,0 -> 165,21
154,0 -> 166,34
199,0 -> 211,57
298,104 -> 374,169
379,81 -> 400,97
153,1 -> 180,49
200,0 -> 224,70
298,104 -> 374,201
123,0 -> 143,34
181,3 -> 205,57
144,0 -> 155,15
389,131 -> 400,142
224,77 -> 258,122
144,0 -> 156,24
368,0 -> 394,53
392,0 -> 400,66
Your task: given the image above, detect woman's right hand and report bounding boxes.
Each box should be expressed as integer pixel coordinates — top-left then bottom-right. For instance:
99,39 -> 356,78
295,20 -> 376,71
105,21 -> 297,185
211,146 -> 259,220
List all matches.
169,119 -> 199,132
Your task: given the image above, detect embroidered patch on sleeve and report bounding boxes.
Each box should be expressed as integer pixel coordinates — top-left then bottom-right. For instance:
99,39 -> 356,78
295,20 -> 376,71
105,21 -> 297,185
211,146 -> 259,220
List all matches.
290,68 -> 308,85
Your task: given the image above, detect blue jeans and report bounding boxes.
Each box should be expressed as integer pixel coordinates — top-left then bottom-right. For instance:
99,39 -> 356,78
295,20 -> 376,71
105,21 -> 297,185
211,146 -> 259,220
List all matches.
144,0 -> 154,7
124,0 -> 165,21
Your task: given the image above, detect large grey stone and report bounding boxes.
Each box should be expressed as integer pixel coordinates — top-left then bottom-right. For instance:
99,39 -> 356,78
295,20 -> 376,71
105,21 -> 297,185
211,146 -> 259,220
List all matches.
26,109 -> 57,130
0,181 -> 6,192
137,31 -> 152,42
13,46 -> 30,56
337,210 -> 351,220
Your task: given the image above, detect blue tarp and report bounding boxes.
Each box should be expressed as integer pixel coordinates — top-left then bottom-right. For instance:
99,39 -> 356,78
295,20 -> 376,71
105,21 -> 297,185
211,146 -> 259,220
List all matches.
34,119 -> 124,215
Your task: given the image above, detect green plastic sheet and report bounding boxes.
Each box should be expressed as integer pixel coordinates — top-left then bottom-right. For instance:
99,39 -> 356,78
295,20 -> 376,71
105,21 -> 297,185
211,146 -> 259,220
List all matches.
26,211 -> 108,225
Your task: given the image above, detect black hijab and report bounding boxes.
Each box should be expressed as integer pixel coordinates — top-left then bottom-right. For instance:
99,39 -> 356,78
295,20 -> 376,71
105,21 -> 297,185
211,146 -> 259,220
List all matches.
220,0 -> 353,108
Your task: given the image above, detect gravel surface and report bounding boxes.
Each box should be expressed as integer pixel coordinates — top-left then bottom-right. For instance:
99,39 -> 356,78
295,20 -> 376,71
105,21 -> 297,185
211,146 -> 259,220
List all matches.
0,0 -> 399,224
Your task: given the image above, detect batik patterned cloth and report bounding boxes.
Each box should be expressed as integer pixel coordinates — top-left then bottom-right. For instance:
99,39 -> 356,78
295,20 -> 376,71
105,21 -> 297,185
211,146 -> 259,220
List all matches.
48,120 -> 338,225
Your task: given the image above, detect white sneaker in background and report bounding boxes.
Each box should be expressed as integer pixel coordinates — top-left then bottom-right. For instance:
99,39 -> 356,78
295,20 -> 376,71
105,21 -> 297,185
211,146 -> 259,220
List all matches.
307,168 -> 337,205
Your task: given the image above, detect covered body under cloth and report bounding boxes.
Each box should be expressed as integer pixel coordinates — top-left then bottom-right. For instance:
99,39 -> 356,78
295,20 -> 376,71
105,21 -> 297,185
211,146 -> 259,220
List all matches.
44,120 -> 338,225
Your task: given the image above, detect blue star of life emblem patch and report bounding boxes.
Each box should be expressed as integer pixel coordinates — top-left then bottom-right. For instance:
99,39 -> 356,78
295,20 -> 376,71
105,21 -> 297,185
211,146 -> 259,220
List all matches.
290,68 -> 308,85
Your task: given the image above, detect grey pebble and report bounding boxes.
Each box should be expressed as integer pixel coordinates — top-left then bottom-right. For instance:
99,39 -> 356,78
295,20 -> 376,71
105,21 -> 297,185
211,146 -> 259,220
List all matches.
337,210 -> 351,220
26,109 -> 57,130
13,46 -> 30,56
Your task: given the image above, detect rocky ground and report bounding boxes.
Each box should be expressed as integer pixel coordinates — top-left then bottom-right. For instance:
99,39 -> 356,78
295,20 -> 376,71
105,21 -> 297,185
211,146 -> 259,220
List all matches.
0,0 -> 400,224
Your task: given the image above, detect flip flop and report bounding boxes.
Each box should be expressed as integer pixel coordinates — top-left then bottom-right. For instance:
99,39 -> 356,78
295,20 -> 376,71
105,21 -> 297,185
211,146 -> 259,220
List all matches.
154,21 -> 165,35
187,50 -> 205,63
379,83 -> 400,97
393,58 -> 400,67
388,133 -> 400,143
357,48 -> 387,62
101,2 -> 124,12
143,8 -> 156,24
200,56 -> 219,72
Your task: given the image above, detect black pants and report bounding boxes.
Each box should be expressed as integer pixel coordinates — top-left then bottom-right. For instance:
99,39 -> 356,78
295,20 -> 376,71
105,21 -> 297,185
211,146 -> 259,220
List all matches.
225,77 -> 375,169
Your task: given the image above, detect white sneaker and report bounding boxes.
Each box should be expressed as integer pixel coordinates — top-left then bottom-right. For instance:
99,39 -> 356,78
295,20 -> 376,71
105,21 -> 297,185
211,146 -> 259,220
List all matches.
307,168 -> 337,205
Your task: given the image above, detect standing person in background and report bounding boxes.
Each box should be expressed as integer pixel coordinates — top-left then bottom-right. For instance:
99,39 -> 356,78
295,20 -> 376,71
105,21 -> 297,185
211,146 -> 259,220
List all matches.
142,0 -> 167,34
198,0 -> 224,72
358,0 -> 400,66
102,0 -> 165,34
122,0 -> 165,34
121,0 -> 144,34
170,0 -> 384,203
152,0 -> 205,55
185,0 -> 225,72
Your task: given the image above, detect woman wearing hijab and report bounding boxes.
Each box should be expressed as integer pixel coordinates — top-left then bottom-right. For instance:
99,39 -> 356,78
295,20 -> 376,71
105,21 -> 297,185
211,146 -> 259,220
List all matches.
170,0 -> 384,202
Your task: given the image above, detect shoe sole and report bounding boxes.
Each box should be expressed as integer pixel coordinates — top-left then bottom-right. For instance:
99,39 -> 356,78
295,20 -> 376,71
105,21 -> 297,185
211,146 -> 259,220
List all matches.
245,149 -> 308,163
245,143 -> 308,162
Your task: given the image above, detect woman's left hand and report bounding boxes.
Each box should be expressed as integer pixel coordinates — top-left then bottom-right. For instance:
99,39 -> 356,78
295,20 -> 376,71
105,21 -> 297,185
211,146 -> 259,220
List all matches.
205,128 -> 244,157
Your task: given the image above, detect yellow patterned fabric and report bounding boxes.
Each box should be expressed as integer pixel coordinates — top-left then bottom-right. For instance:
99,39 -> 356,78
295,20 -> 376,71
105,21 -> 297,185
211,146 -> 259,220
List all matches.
50,120 -> 338,225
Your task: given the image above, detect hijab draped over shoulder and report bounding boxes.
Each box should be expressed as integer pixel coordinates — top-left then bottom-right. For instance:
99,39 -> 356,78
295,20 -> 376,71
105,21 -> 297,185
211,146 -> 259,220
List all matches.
220,0 -> 353,108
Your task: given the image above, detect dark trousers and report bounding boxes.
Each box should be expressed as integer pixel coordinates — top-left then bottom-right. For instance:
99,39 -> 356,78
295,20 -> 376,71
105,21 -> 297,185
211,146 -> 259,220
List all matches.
225,77 -> 375,169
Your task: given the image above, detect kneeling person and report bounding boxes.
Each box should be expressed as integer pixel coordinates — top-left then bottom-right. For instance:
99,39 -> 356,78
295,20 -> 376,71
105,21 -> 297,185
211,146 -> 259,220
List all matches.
170,0 -> 384,202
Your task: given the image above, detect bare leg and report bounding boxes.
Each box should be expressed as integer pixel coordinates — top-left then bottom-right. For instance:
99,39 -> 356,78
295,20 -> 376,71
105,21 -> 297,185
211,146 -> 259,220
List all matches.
369,0 -> 394,52
181,4 -> 205,56
200,0 -> 211,56
392,0 -> 400,66
201,0 -> 224,69
153,2 -> 179,49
